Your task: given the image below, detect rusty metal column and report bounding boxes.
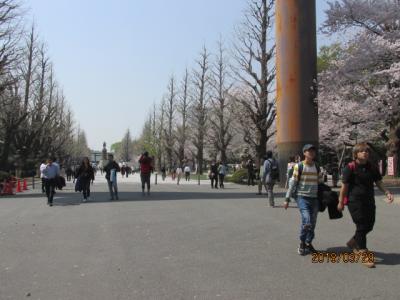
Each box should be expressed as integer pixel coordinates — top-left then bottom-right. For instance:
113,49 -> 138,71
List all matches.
276,0 -> 318,184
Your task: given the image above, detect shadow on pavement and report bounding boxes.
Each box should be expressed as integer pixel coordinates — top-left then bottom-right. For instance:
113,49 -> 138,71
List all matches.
325,246 -> 400,266
6,189 -> 289,203
51,191 -> 288,204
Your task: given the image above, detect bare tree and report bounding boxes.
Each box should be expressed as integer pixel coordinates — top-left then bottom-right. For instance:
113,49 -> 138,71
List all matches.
0,0 -> 22,83
175,68 -> 190,166
22,24 -> 38,112
164,76 -> 176,170
0,0 -> 23,169
209,38 -> 234,163
232,0 -> 276,161
154,100 -> 165,170
0,2 -> 81,173
119,129 -> 133,162
191,46 -> 210,174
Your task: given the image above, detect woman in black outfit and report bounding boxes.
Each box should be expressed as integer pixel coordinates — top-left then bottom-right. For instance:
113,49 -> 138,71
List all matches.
338,143 -> 394,268
75,157 -> 95,202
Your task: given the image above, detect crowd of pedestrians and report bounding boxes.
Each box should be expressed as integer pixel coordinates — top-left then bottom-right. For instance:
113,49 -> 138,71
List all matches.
37,142 -> 395,268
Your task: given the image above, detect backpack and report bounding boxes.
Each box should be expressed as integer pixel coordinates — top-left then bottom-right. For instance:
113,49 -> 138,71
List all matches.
267,159 -> 280,181
343,161 -> 356,205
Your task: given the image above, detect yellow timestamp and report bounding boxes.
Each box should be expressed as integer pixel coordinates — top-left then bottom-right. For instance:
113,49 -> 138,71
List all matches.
311,252 -> 375,264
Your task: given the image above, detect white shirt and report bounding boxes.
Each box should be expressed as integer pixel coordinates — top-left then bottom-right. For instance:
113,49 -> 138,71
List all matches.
40,163 -> 46,178
184,166 -> 191,173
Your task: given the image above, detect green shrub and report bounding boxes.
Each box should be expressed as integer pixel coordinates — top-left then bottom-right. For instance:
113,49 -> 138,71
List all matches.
226,168 -> 248,184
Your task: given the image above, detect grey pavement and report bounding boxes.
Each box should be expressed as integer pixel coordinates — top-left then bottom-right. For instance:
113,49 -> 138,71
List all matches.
1,174 -> 399,300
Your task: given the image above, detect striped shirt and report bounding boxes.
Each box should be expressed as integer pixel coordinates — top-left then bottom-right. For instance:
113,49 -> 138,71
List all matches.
291,161 -> 322,198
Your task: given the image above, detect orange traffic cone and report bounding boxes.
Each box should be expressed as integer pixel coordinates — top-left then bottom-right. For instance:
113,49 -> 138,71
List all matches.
23,179 -> 28,190
16,180 -> 22,193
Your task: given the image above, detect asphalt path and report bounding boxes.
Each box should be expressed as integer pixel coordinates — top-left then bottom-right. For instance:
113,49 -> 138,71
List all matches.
1,174 -> 399,300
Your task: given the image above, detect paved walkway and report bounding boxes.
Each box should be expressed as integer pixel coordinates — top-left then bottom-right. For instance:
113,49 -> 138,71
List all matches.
0,176 -> 399,300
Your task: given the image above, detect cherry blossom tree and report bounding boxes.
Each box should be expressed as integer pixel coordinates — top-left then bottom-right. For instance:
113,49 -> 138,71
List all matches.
318,0 -> 400,171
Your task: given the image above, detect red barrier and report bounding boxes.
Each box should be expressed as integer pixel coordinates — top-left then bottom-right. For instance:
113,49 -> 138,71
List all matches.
1,181 -> 15,195
23,179 -> 28,191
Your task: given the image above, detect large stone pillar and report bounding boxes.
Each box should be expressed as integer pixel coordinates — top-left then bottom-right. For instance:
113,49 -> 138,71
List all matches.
276,0 -> 318,184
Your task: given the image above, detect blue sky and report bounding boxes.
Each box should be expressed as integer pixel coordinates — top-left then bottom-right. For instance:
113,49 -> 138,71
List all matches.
27,0 -> 332,150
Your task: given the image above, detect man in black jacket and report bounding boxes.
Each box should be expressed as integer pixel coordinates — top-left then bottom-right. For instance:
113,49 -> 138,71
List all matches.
104,154 -> 120,200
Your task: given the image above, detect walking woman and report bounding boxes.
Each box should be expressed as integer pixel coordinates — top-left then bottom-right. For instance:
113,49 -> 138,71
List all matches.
338,143 -> 394,268
75,157 -> 95,202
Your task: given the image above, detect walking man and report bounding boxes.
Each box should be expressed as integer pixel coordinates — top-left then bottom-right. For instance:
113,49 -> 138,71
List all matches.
285,144 -> 323,255
66,166 -> 73,182
218,161 -> 227,188
42,158 -> 60,206
104,154 -> 120,200
263,151 -> 279,207
209,162 -> 219,189
176,166 -> 183,185
184,165 -> 191,181
246,158 -> 255,186
139,151 -> 153,195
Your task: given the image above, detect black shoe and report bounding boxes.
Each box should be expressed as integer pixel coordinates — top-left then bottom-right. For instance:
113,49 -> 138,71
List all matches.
305,243 -> 317,253
297,242 -> 307,256
49,203 -> 53,207
346,237 -> 359,251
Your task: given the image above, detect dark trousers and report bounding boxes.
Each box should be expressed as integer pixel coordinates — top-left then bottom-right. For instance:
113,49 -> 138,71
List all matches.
247,173 -> 254,186
44,178 -> 56,204
185,172 -> 190,181
41,178 -> 46,193
141,173 -> 151,191
81,179 -> 91,199
219,174 -> 225,188
348,199 -> 376,249
211,175 -> 218,188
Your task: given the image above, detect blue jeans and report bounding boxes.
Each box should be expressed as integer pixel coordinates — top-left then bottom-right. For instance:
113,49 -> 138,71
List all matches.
296,196 -> 319,243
